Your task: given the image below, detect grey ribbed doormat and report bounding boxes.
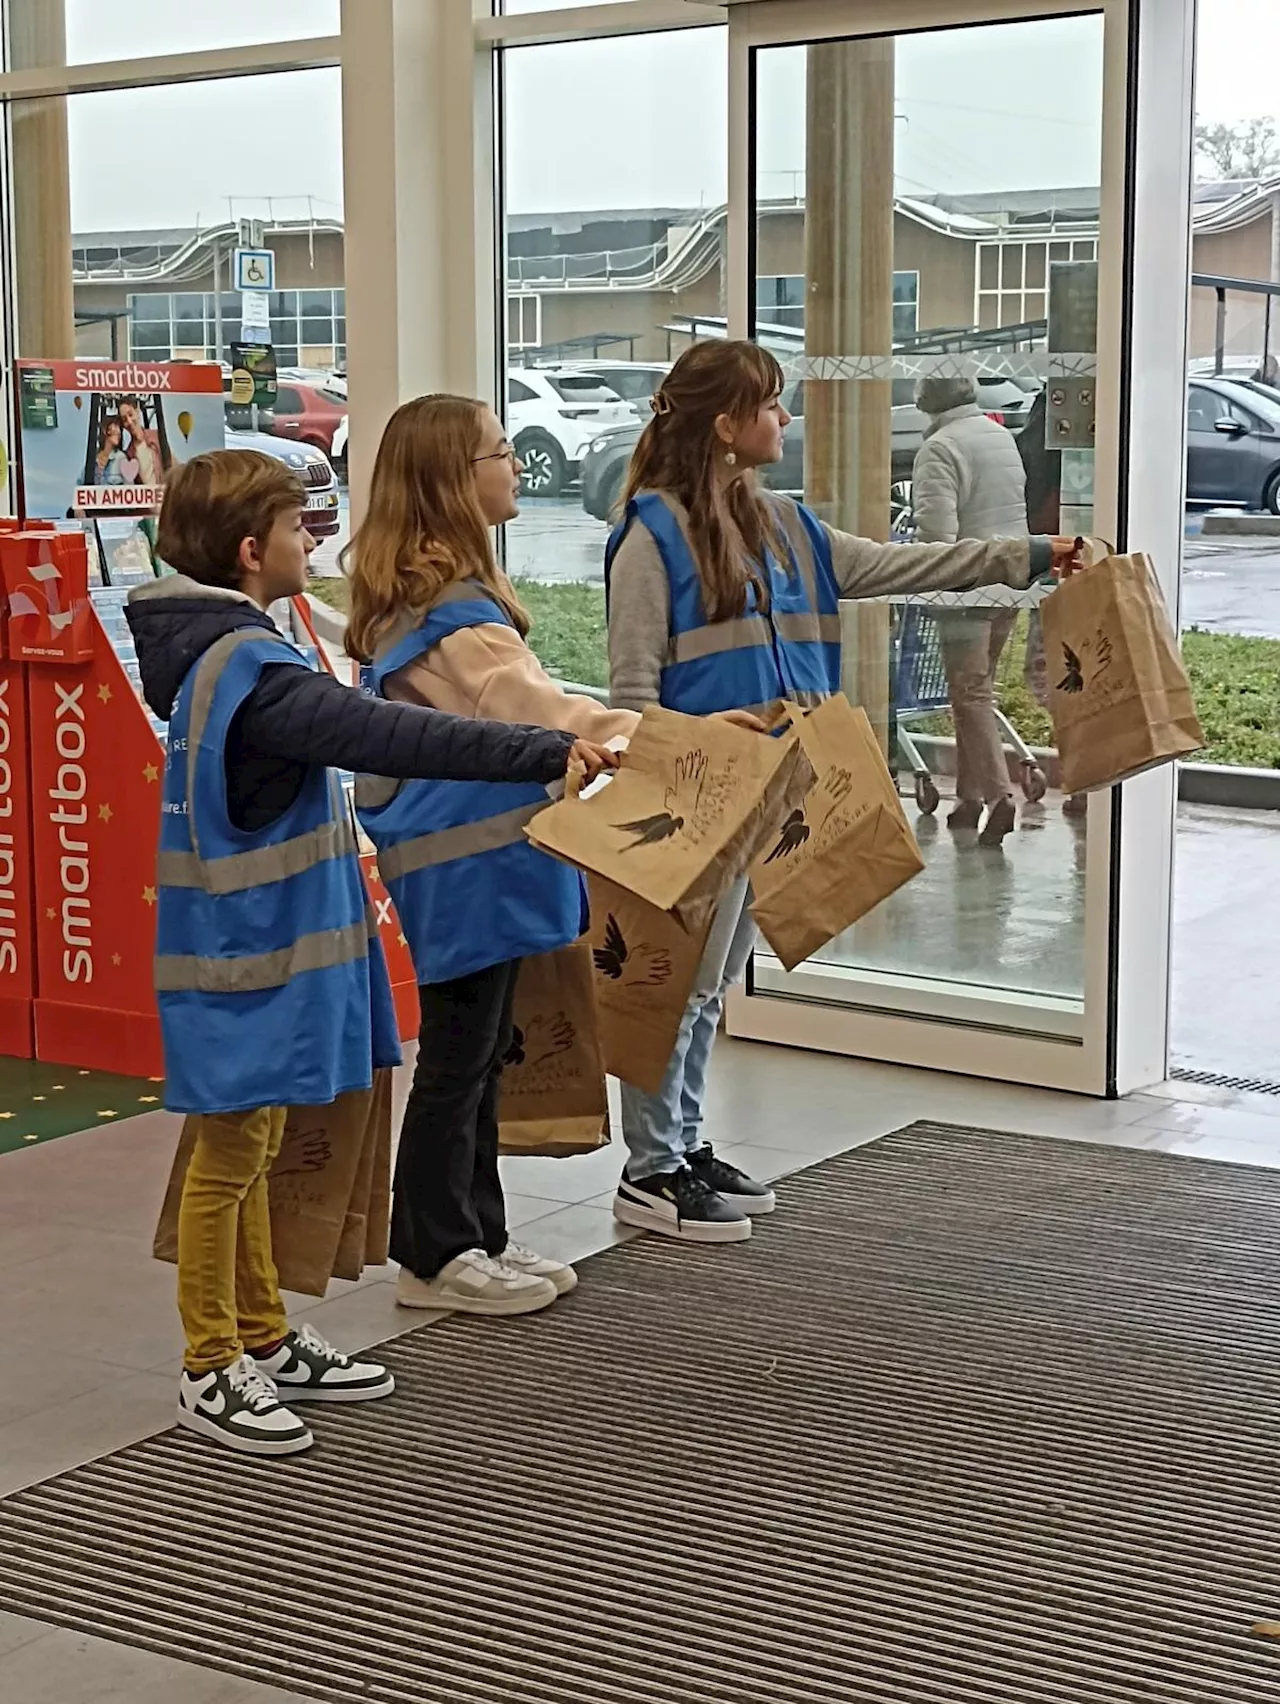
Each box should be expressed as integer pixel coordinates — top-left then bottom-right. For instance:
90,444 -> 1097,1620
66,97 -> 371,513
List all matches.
3,1121 -> 1280,1703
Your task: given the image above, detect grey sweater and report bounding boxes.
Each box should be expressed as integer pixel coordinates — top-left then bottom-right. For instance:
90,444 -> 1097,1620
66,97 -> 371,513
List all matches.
607,492 -> 1052,712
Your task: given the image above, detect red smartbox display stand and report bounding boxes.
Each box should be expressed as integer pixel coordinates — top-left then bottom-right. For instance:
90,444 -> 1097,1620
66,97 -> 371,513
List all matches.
0,520 -> 37,1057
0,528 -> 419,1079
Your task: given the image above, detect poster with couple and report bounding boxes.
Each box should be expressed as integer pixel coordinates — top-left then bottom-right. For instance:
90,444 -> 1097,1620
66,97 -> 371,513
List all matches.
14,359 -> 225,519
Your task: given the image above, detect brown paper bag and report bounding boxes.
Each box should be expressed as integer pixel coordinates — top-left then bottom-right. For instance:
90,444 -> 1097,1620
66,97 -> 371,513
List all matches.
153,1075 -> 393,1298
332,1071 -> 393,1282
364,1090 -> 393,1268
749,695 -> 925,972
1040,552 -> 1204,793
586,874 -> 712,1095
526,705 -> 811,930
498,943 -> 610,1157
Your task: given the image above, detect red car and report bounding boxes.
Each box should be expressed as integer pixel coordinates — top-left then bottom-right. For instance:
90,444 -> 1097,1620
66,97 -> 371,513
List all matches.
267,381 -> 348,457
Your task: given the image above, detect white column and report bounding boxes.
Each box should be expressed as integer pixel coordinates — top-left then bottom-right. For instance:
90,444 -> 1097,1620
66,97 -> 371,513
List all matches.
340,0 -> 496,522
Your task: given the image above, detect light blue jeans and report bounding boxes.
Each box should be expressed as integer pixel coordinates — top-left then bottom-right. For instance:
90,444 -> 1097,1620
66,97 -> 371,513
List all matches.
620,878 -> 757,1181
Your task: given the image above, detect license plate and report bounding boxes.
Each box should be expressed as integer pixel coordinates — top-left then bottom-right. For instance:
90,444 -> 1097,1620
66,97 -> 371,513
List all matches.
306,492 -> 339,510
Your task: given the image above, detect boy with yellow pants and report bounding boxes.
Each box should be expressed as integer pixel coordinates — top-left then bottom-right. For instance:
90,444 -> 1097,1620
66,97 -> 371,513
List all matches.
127,450 -> 613,1455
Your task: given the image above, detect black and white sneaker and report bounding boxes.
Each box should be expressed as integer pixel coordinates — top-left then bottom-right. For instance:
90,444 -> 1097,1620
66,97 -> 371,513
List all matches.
177,1354 -> 314,1456
251,1324 -> 395,1403
614,1166 -> 752,1244
687,1145 -> 777,1215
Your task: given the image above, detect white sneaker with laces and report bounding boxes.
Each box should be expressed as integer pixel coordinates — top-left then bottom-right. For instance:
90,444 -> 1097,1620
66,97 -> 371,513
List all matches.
500,1242 -> 577,1296
396,1247 -> 557,1316
251,1324 -> 395,1403
177,1354 -> 313,1456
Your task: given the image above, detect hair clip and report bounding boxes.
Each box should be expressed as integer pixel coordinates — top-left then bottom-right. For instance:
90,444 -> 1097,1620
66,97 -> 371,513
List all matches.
650,390 -> 673,417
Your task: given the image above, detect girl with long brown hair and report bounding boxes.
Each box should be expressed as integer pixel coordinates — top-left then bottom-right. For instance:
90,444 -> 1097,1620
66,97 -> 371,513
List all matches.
606,339 -> 1080,1244
344,393 -> 631,1316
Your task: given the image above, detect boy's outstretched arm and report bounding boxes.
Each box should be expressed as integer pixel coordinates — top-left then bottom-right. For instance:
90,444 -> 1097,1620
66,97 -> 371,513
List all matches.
237,665 -> 575,785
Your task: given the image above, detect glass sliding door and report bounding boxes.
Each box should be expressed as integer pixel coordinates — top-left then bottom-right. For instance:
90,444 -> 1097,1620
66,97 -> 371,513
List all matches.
724,0 -> 1195,1096
746,14 -> 1102,1042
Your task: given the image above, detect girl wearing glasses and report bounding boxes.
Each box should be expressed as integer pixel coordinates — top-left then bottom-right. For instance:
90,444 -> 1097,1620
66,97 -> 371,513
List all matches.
606,339 -> 1080,1245
343,396 -> 632,1318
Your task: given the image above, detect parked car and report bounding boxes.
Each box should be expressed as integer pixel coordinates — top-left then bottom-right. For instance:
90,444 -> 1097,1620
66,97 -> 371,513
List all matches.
266,380 -> 349,457
228,426 -> 342,538
330,412 -> 348,480
508,367 -> 633,497
581,383 -> 808,523
580,421 -> 639,521
535,359 -> 670,419
1187,356 -> 1270,384
1186,376 -> 1280,513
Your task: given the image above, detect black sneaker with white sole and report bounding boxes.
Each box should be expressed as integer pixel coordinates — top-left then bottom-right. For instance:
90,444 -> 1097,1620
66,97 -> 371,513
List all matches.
178,1354 -> 313,1456
250,1324 -> 395,1403
614,1165 -> 752,1243
686,1144 -> 777,1215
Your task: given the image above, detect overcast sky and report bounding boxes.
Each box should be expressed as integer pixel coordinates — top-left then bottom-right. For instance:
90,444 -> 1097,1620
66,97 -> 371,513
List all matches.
58,0 -> 1280,233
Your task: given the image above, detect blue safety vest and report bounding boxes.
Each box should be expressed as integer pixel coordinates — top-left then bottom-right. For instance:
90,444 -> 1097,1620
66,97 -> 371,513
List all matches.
155,627 -> 401,1115
605,491 -> 842,716
354,584 -> 585,986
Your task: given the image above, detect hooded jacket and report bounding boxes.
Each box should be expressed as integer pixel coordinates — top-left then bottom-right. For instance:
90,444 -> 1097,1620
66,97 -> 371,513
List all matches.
125,576 -> 575,829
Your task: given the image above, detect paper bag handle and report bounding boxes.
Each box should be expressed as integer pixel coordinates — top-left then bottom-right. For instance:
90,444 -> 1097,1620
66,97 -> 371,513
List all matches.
1063,535 -> 1116,577
565,760 -> 587,800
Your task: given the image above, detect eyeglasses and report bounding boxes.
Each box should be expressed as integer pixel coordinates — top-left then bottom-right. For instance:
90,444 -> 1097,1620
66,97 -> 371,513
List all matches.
472,442 -> 518,465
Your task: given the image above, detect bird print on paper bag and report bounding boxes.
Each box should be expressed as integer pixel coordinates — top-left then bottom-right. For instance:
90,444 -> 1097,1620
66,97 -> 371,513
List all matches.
1058,643 -> 1085,695
764,808 -> 811,863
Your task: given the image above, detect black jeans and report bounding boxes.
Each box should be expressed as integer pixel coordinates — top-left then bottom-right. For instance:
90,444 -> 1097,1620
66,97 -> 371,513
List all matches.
389,957 -> 521,1281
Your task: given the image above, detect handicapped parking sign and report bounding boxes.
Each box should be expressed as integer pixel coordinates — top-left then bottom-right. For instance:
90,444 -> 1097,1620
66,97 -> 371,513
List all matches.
233,247 -> 276,292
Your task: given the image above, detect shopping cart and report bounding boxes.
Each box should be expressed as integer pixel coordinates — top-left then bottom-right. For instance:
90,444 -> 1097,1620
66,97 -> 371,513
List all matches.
890,603 -> 1047,815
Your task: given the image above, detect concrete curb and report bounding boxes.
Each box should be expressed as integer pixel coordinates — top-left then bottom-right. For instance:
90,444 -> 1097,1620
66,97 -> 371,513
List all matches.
304,592 -> 348,648
1200,513 -> 1280,536
1178,763 -> 1280,810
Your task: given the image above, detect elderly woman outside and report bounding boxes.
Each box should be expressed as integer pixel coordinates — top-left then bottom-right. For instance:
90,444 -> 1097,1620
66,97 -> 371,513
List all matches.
911,374 -> 1032,848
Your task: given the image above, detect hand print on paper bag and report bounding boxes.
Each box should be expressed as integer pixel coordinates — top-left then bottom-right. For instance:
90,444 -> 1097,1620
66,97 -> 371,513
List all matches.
592,913 -> 673,987
618,749 -> 709,850
505,1012 -> 575,1072
272,1130 -> 331,1175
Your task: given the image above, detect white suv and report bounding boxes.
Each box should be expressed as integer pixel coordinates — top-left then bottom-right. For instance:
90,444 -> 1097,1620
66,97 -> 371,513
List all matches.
536,360 -> 671,420
508,368 -> 633,497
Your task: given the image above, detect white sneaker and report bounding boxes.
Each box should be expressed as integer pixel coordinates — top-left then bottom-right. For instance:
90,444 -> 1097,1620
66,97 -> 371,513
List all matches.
500,1241 -> 578,1297
177,1354 -> 314,1456
396,1248 -> 557,1317
251,1324 -> 395,1404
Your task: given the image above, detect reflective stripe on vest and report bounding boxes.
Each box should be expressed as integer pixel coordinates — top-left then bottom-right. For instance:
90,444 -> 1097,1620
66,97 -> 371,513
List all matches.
156,911 -> 376,994
669,611 -> 843,665
156,818 -> 356,893
353,789 -> 549,881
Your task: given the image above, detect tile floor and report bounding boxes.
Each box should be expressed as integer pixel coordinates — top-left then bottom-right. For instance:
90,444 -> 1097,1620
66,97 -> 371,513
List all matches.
3,1035 -> 1280,1701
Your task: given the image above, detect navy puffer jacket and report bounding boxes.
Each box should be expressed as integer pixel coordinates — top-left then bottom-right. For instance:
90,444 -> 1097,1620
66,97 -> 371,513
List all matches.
126,577 -> 574,833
